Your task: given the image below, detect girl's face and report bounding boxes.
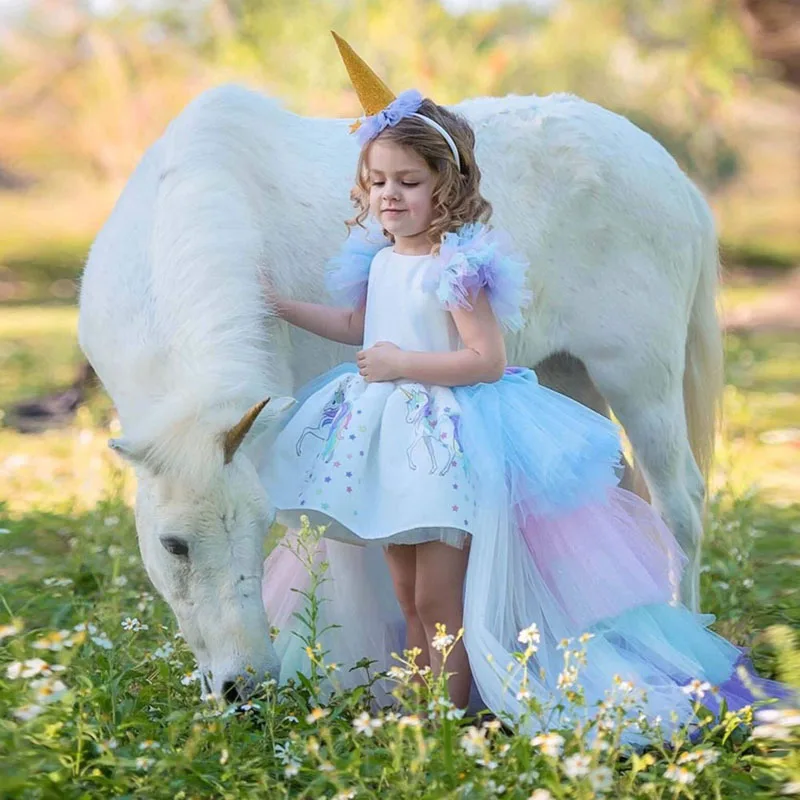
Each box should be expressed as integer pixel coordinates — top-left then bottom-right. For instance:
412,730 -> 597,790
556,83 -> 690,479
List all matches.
366,138 -> 436,251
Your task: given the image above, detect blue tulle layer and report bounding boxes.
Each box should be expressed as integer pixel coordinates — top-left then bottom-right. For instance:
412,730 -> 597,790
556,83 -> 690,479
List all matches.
456,366 -> 624,517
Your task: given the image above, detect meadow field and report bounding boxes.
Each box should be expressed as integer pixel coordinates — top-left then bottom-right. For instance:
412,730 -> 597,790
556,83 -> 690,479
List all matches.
0,285 -> 798,798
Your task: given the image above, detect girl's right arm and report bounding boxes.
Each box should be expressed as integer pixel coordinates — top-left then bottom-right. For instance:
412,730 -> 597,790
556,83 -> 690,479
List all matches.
273,297 -> 366,347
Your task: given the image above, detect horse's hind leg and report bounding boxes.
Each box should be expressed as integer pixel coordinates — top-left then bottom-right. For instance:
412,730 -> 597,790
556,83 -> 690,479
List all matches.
593,361 -> 704,611
535,353 -> 641,496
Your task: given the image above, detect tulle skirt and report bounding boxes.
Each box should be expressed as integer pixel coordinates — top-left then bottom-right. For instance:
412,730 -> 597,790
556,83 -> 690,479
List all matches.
261,366 -> 790,741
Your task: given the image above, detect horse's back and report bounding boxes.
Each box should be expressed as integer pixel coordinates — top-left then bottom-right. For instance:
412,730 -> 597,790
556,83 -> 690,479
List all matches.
461,93 -> 714,363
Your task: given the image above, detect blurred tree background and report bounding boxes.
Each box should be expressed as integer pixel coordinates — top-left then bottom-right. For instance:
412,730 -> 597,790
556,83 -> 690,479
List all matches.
0,0 -> 798,303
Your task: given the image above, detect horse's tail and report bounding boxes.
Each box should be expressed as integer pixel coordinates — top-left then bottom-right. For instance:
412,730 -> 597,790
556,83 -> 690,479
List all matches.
684,186 -> 724,484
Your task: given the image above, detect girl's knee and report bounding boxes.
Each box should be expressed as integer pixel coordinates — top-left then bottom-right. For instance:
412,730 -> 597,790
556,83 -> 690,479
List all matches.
415,586 -> 461,628
392,578 -> 418,621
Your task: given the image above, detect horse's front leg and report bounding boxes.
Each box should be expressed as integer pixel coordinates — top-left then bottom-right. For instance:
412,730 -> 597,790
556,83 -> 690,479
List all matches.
424,435 -> 438,474
406,439 -> 419,471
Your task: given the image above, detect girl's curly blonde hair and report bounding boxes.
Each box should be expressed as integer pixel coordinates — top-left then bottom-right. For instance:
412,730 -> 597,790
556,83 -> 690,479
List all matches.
347,99 -> 492,253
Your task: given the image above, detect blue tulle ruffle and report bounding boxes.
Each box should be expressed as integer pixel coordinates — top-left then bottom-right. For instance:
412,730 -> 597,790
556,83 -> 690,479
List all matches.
455,367 -> 624,517
324,225 -> 389,308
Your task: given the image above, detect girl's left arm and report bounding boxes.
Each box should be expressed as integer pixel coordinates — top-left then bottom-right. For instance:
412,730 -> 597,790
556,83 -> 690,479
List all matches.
356,289 -> 507,386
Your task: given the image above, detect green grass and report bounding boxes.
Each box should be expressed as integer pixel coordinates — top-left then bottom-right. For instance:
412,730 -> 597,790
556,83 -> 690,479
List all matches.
0,303 -> 798,798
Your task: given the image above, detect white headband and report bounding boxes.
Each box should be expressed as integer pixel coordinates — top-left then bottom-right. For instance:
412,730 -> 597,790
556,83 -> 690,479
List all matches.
410,113 -> 462,171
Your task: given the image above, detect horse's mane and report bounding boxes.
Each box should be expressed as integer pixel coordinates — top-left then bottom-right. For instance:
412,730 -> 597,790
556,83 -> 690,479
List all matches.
82,86 -> 314,484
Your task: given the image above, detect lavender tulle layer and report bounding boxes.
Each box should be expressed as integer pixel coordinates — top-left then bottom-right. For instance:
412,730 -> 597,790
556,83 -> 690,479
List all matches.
260,365 -> 790,742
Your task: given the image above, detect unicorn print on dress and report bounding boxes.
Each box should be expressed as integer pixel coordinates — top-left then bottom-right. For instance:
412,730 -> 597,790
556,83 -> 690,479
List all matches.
402,386 -> 465,476
295,381 -> 353,462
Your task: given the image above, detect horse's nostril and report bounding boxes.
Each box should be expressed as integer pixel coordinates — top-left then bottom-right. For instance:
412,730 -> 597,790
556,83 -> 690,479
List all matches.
222,680 -> 240,703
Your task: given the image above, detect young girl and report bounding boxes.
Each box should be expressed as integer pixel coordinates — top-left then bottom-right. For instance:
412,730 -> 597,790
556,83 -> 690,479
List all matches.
259,34 -> 787,739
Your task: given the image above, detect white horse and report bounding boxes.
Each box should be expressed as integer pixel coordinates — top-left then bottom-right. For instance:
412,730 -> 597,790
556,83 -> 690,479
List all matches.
78,84 -> 722,701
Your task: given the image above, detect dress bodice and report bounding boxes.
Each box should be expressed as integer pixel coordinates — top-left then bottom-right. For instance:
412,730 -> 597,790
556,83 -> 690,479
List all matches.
362,247 -> 462,353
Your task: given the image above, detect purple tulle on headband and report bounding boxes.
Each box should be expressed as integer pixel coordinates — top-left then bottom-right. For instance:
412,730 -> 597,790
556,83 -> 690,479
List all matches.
355,89 -> 424,145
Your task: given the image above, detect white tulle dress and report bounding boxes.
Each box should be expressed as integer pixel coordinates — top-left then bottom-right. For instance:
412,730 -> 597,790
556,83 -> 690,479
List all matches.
259,223 -> 787,742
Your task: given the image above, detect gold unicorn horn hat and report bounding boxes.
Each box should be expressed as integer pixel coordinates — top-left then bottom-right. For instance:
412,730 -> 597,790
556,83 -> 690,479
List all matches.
331,31 -> 395,116
331,30 -> 462,170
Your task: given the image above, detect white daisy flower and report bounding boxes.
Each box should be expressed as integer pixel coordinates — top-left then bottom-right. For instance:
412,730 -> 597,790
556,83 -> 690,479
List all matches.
563,753 -> 592,779
755,708 -> 800,727
530,732 -> 564,758
518,623 -> 541,646
121,617 -> 148,632
752,724 -> 793,741
432,631 -> 455,652
681,679 -> 712,699
151,642 -> 174,660
387,665 -> 411,680
305,707 -> 329,724
32,630 -> 73,651
14,704 -> 45,721
459,726 -> 486,756
181,670 -> 201,686
73,623 -> 98,634
0,622 -> 22,640
6,658 -> 63,680
138,740 -> 161,750
31,678 -> 68,704
665,764 -> 696,785
557,666 -> 578,690
352,711 -> 383,737
588,765 -> 613,792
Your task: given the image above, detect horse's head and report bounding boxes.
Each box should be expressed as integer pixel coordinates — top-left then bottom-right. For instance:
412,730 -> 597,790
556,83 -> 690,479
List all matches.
110,398 -> 292,702
401,387 -> 430,425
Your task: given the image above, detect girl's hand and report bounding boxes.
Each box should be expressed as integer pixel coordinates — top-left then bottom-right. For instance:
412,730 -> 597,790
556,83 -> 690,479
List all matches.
356,342 -> 405,382
258,271 -> 284,317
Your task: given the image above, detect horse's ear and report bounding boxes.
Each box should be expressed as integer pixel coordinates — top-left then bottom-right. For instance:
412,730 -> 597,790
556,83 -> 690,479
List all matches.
108,437 -> 146,465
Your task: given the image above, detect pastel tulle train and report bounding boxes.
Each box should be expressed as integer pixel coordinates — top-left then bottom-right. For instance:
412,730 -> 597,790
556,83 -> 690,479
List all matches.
261,367 -> 790,741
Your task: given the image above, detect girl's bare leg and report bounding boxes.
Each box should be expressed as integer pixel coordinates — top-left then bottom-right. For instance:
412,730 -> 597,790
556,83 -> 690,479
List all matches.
415,540 -> 471,708
384,544 -> 430,672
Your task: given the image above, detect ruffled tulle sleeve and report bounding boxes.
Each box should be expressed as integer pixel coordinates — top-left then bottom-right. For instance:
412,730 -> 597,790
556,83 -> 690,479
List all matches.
325,224 -> 391,308
422,222 -> 532,331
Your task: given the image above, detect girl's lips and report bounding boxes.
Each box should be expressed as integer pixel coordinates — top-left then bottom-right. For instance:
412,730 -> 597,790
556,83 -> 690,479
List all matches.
383,209 -> 406,214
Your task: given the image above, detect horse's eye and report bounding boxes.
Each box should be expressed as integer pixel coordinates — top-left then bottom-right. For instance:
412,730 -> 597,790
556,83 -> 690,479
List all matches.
160,536 -> 189,557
